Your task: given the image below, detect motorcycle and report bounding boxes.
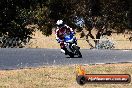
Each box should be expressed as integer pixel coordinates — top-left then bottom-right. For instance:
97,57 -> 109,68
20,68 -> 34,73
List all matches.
61,33 -> 82,58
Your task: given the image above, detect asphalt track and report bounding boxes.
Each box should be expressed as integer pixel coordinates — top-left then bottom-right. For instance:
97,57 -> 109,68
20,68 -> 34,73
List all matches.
0,48 -> 132,70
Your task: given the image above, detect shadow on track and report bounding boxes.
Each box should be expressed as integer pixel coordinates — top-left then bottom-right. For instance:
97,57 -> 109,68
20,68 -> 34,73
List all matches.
66,56 -> 83,58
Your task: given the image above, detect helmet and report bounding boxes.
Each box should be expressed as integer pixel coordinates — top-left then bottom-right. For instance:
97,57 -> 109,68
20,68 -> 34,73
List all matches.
56,20 -> 64,27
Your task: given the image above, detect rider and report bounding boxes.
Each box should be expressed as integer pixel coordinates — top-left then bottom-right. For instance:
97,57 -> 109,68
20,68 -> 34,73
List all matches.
55,20 -> 76,55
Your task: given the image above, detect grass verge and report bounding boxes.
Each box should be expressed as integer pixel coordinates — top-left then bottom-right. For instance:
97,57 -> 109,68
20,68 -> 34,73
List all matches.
0,63 -> 132,88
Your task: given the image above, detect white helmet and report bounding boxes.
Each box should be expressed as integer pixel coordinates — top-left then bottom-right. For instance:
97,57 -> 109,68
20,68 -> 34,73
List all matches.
56,20 -> 63,26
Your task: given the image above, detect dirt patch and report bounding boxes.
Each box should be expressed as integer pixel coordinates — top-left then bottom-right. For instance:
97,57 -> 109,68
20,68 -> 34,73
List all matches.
25,27 -> 132,49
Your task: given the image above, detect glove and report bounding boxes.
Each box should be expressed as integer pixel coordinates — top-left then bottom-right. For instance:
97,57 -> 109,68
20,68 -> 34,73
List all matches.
56,39 -> 60,43
71,31 -> 75,35
56,39 -> 64,43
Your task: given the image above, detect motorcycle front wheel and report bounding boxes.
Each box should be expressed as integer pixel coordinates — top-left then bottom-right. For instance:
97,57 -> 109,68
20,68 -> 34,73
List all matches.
72,45 -> 82,58
68,52 -> 74,58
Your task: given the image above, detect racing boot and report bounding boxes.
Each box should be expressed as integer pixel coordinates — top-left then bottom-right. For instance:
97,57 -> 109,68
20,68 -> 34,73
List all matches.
61,49 -> 68,55
60,42 -> 69,55
62,47 -> 69,55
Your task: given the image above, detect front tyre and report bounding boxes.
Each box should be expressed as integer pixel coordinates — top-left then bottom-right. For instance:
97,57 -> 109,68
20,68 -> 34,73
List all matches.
77,51 -> 82,58
69,52 -> 74,58
73,45 -> 82,58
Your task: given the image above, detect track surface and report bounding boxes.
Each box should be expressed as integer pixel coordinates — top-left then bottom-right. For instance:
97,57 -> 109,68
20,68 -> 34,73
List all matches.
0,49 -> 132,70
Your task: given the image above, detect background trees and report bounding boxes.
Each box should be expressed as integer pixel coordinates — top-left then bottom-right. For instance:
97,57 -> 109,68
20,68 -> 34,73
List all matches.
0,0 -> 131,48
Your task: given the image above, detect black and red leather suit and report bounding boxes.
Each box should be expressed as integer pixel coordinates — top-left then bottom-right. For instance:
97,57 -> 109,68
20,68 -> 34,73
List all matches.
55,24 -> 75,49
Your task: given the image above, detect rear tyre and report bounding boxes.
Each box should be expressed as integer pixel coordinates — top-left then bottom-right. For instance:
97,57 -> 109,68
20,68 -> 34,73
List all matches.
77,51 -> 82,58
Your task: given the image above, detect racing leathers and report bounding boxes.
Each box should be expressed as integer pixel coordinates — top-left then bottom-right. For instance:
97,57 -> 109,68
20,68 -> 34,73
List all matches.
55,24 -> 76,54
